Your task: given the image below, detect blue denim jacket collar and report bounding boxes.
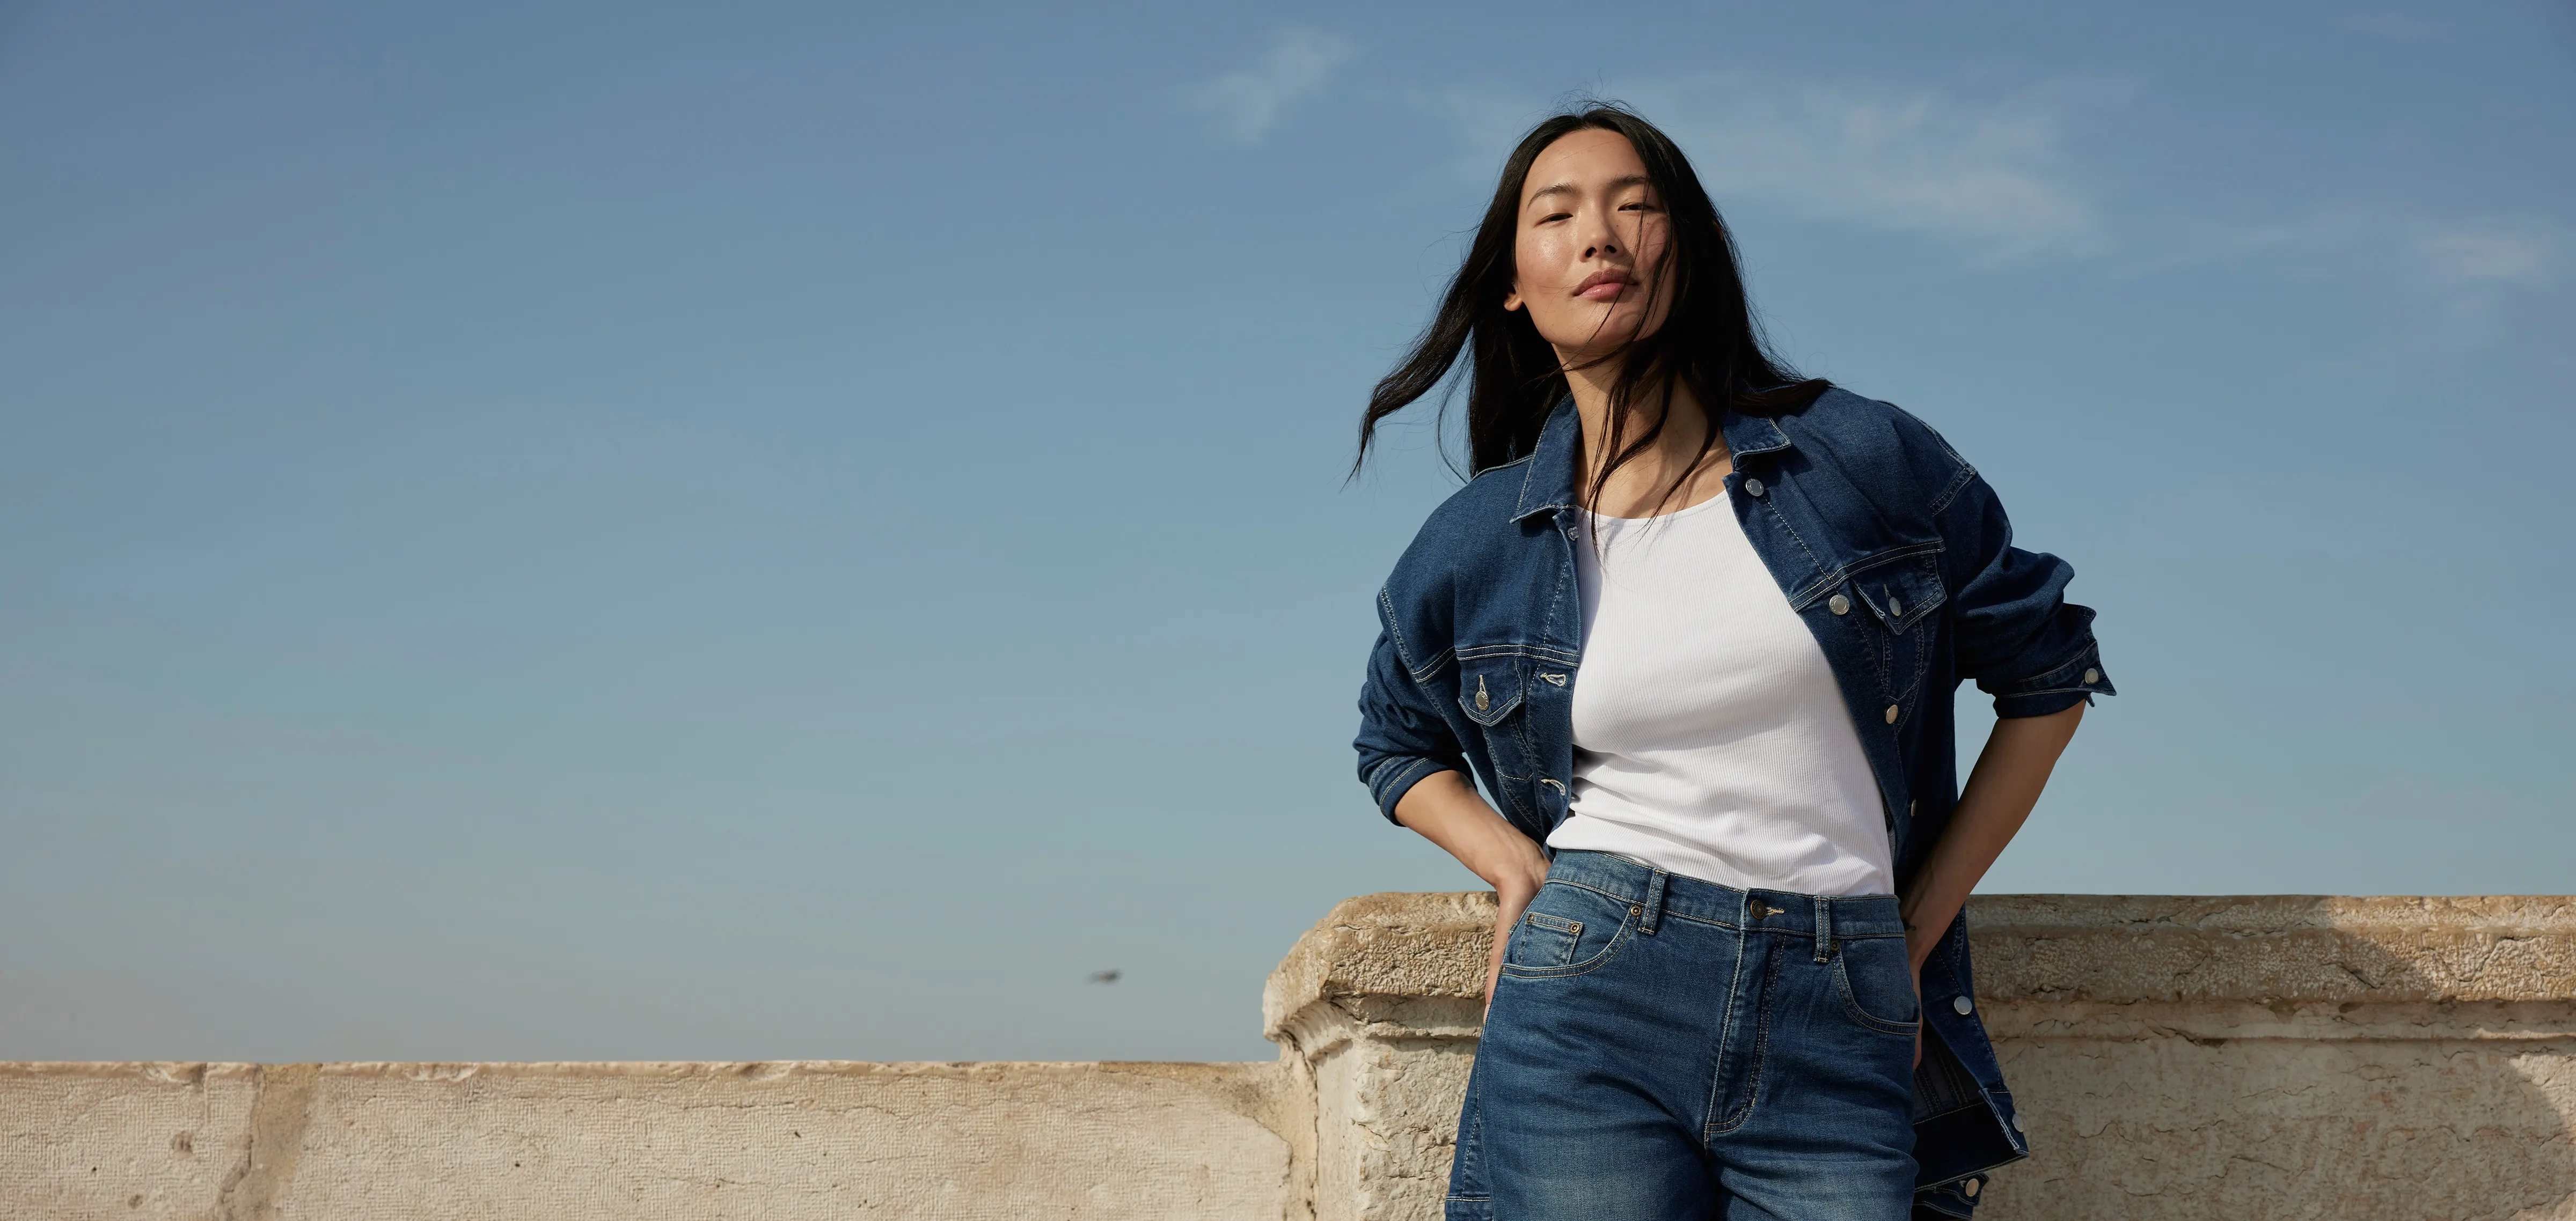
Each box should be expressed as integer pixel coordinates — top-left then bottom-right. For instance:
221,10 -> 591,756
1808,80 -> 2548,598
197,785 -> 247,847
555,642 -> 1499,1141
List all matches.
1509,398 -> 1796,523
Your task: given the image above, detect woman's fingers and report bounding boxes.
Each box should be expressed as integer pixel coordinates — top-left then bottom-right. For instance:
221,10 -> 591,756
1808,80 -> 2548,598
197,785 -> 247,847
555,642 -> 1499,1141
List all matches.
1482,907 -> 1513,1016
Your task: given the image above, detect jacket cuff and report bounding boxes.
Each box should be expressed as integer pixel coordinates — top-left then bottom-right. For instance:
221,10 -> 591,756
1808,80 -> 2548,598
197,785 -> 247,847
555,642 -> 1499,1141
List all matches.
1366,756 -> 1452,824
1913,1174 -> 1992,1218
1989,643 -> 2114,719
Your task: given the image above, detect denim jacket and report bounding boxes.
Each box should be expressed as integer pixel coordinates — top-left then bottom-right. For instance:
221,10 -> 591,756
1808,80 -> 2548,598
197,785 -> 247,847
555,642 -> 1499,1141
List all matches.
1353,388 -> 2111,1210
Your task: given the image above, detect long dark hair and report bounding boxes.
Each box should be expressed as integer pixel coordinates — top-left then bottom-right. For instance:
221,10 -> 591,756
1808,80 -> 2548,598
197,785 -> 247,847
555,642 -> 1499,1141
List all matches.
1353,104 -> 1826,512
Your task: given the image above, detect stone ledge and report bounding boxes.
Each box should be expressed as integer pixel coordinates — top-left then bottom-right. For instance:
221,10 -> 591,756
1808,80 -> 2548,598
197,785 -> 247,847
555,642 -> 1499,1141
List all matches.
1969,894 -> 2576,1004
1264,893 -> 2576,1035
1,1059 -> 1302,1221
1262,891 -> 1497,1049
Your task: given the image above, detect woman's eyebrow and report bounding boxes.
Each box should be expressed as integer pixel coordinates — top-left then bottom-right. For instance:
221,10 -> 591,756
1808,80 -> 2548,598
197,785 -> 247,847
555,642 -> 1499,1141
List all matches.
1525,174 -> 1653,207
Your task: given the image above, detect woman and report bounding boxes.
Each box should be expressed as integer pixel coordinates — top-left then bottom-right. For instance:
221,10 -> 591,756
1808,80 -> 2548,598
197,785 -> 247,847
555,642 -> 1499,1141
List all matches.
1351,106 -> 2110,1221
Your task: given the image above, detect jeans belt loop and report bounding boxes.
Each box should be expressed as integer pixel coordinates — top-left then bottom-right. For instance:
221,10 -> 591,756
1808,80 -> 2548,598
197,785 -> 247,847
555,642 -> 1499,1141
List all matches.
1813,895 -> 1834,963
1640,868 -> 1667,936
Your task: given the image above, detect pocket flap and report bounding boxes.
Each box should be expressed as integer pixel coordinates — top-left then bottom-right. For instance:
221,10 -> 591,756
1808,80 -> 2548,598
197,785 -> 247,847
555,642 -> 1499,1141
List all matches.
1850,555 -> 1946,635
1455,660 -> 1524,726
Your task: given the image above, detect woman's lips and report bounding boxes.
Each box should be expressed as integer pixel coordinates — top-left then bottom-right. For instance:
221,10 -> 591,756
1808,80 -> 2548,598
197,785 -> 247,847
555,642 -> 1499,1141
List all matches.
1575,272 -> 1634,301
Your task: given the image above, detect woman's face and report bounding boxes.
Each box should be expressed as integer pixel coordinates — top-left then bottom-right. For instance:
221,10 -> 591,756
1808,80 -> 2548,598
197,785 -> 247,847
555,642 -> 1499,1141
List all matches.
1504,128 -> 1675,359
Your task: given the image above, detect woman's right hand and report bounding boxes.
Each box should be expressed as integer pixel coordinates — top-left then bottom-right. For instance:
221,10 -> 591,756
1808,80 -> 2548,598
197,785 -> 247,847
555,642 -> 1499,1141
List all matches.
1483,862 -> 1548,1016
1389,770 -> 1554,1016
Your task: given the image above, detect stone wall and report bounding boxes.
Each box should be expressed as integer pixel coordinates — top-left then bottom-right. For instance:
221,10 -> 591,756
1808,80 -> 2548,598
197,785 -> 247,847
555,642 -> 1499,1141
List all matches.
2,1060 -> 1302,1221
5,893 -> 2572,1219
1262,893 -> 2576,1221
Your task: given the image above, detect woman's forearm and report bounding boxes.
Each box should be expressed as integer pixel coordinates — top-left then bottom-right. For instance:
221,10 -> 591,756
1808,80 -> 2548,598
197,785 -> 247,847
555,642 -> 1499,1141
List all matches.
1394,770 -> 1552,896
1899,702 -> 2083,972
1394,769 -> 1553,1011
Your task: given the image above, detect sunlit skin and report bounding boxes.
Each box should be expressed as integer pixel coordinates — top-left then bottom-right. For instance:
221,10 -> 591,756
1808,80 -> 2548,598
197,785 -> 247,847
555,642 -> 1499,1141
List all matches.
1391,127 -> 2085,1065
1501,128 -> 1722,521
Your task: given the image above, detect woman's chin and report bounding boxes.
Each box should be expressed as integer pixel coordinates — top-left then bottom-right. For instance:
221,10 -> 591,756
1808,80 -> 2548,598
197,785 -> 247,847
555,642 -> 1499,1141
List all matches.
1543,322 -> 1666,363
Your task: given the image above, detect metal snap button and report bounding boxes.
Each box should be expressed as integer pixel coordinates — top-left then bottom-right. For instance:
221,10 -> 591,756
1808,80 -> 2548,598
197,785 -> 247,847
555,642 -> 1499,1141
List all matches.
2084,667 -> 2100,684
1964,1179 -> 1980,1198
2011,1114 -> 2025,1134
1828,594 -> 1850,615
1888,597 -> 1902,616
1952,995 -> 1973,1015
1885,704 -> 1900,724
1743,477 -> 1764,497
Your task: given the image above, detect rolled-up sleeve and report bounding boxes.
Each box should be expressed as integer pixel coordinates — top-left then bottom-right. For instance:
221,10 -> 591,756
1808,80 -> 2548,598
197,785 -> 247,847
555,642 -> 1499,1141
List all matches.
1355,624 -> 1467,823
1941,472 -> 2115,718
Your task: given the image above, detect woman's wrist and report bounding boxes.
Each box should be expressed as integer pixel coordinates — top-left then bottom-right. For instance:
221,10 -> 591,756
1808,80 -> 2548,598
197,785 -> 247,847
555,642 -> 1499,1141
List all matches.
1480,832 -> 1550,900
1898,885 -> 1951,973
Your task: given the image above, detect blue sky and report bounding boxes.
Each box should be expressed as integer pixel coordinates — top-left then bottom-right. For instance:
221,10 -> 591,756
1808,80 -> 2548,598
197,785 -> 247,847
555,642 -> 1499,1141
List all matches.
3,1 -> 2570,1062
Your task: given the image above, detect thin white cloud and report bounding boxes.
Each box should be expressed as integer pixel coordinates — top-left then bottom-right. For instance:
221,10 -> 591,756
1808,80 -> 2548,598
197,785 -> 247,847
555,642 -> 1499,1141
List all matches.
2411,218 -> 2568,347
1180,29 -> 1357,145
2132,209 -> 2567,347
1409,74 -> 2563,348
1417,76 -> 2103,254
2414,219 -> 2566,288
1631,76 -> 2101,252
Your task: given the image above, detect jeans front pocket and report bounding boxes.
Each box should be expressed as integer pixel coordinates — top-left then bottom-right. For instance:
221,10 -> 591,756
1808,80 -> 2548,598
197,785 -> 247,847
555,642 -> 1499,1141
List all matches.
1832,935 -> 1923,1036
1504,910 -> 1581,969
1499,881 -> 1638,979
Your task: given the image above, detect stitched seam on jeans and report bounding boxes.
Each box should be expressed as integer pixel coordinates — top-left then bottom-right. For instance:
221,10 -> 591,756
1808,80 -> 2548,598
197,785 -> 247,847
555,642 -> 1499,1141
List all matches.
1700,908 -> 1751,1135
1655,909 -> 1910,938
1662,910 -> 1908,935
1527,878 -> 1640,909
1510,911 -> 1582,970
1834,952 -> 1923,1036
1496,904 -> 1635,978
1707,944 -> 1784,1136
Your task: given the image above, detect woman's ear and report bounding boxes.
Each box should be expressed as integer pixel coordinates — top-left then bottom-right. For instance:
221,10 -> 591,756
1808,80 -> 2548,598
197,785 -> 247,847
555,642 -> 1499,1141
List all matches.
1502,287 -> 1524,312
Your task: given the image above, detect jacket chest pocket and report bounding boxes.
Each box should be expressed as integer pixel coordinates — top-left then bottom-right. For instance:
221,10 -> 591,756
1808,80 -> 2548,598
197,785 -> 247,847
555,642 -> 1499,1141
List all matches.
1845,552 -> 1947,703
1455,656 -> 1539,817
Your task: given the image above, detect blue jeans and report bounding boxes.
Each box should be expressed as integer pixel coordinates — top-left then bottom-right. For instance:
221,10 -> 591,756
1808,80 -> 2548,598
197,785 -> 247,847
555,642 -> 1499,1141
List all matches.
1448,851 -> 1921,1221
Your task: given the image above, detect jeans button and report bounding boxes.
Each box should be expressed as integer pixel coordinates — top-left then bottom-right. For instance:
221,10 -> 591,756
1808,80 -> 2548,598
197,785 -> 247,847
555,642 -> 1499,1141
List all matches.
1743,477 -> 1765,497
1952,995 -> 1974,1015
1828,594 -> 1850,615
1885,704 -> 1900,724
2084,667 -> 2101,683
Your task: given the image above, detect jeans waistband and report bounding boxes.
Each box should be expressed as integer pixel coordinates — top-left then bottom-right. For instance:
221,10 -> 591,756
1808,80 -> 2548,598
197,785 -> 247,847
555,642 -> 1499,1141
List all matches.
1545,850 -> 1906,940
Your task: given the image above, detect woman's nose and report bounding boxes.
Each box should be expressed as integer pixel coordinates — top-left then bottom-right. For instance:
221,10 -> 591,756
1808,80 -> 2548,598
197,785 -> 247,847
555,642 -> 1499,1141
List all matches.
1583,215 -> 1621,259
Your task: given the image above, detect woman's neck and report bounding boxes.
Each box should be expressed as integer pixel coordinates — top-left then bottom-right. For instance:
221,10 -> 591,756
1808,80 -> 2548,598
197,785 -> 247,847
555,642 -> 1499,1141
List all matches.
1565,365 -> 1733,518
